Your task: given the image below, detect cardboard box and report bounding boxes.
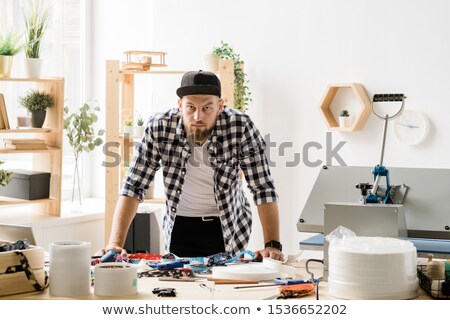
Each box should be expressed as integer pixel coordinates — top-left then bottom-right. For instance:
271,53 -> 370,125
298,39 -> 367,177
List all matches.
0,240 -> 46,296
0,169 -> 50,200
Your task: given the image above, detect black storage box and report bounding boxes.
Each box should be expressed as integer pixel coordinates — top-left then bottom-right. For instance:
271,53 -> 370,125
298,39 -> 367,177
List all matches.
0,169 -> 50,200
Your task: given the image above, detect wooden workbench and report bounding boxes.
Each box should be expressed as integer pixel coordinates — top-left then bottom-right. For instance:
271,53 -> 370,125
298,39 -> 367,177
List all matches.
1,261 -> 432,300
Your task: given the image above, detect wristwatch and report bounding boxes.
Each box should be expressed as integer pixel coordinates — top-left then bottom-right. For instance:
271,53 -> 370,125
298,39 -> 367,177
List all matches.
264,240 -> 282,252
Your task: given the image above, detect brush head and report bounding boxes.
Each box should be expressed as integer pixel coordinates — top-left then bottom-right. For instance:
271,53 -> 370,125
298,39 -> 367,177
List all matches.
373,93 -> 406,102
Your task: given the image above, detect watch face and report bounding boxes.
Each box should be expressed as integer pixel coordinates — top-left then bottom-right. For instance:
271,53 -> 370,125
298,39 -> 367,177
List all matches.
393,110 -> 430,145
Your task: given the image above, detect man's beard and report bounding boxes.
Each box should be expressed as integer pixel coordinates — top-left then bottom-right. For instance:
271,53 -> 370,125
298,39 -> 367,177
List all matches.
188,126 -> 212,143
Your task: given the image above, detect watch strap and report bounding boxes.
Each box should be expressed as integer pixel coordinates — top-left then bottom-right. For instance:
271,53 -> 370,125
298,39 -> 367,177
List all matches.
264,240 -> 282,252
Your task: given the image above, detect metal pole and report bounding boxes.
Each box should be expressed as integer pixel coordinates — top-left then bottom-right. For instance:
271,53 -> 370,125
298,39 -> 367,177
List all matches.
371,115 -> 389,195
379,115 -> 389,167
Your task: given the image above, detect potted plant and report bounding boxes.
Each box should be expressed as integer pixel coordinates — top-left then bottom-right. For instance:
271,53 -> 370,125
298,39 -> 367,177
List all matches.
123,120 -> 134,135
0,32 -> 22,78
0,161 -> 13,188
134,117 -> 145,138
212,41 -> 252,112
339,109 -> 350,128
23,0 -> 52,78
64,102 -> 104,210
19,89 -> 54,128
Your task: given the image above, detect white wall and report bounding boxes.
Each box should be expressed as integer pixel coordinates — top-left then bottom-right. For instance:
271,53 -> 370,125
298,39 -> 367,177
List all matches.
91,0 -> 450,255
90,0 -> 155,199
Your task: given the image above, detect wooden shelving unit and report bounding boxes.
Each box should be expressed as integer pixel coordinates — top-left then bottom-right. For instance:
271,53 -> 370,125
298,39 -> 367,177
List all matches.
0,77 -> 64,216
318,83 -> 371,131
104,59 -> 234,243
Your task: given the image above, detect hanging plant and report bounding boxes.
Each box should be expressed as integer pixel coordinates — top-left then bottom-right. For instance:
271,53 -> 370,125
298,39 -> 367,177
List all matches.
212,41 -> 252,112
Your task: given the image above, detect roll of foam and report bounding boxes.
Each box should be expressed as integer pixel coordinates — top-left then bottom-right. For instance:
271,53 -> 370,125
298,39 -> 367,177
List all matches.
212,258 -> 296,281
49,241 -> 91,297
328,237 -> 418,300
94,263 -> 138,296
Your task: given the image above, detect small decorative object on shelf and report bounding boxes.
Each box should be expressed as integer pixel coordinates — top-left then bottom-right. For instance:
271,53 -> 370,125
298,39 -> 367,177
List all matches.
123,120 -> 134,136
19,89 -> 54,128
0,31 -> 22,78
339,109 -> 350,128
122,51 -> 167,71
212,41 -> 252,112
16,115 -> 32,128
134,117 -> 145,138
64,102 -> 104,211
23,0 -> 52,78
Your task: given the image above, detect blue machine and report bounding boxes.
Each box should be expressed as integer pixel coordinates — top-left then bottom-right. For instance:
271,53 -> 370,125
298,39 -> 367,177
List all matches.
357,94 -> 407,205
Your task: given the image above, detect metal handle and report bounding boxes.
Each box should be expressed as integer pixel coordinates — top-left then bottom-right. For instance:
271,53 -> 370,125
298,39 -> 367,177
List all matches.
372,94 -> 406,120
371,93 -> 407,168
305,258 -> 323,300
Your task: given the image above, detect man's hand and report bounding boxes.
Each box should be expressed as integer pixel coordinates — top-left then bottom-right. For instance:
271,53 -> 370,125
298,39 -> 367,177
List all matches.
94,243 -> 127,257
254,247 -> 284,261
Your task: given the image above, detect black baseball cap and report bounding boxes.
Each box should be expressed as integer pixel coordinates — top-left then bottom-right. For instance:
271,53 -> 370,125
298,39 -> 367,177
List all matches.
176,70 -> 221,98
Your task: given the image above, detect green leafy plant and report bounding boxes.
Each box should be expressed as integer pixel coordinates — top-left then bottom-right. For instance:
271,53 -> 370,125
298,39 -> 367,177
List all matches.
23,0 -> 52,58
0,161 -> 13,188
0,32 -> 22,56
64,102 -> 105,205
136,117 -> 144,126
340,110 -> 350,117
19,90 -> 54,111
212,41 -> 252,112
124,120 -> 133,126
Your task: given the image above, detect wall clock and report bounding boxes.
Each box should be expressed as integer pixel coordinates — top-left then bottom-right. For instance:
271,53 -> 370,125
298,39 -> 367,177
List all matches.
393,109 -> 430,145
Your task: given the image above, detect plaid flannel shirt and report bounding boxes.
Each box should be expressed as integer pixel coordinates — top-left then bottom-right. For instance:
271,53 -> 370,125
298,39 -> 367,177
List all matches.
120,106 -> 278,256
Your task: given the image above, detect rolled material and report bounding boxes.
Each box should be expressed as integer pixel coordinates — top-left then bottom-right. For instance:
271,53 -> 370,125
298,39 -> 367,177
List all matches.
94,263 -> 138,296
211,258 -> 296,281
49,241 -> 91,297
328,237 -> 418,300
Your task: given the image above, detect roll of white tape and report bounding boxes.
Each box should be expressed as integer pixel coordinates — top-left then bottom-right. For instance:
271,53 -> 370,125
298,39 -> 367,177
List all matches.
263,258 -> 297,278
212,258 -> 297,281
49,241 -> 91,297
94,263 -> 138,297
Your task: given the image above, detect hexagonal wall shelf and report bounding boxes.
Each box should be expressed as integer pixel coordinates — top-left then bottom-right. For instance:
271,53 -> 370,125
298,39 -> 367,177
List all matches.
318,83 -> 371,131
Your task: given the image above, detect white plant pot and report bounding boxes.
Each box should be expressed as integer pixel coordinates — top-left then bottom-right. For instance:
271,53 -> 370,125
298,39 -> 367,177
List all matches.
134,125 -> 145,138
0,55 -> 13,78
339,116 -> 350,128
25,58 -> 43,78
123,125 -> 133,136
203,53 -> 219,72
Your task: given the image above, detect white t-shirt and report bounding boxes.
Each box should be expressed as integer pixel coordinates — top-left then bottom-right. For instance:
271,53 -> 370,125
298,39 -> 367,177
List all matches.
176,139 -> 220,218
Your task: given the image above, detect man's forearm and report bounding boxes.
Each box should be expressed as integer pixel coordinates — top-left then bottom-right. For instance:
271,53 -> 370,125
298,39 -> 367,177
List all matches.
257,202 -> 280,243
108,195 -> 140,246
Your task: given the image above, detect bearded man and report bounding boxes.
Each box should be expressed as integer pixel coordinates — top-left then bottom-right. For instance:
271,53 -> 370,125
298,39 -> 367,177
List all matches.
99,70 -> 283,260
